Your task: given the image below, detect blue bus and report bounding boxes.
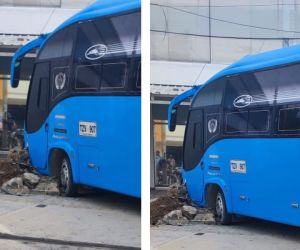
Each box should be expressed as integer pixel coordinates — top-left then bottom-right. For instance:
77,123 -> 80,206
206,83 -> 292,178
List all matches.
169,45 -> 300,226
10,0 -> 141,198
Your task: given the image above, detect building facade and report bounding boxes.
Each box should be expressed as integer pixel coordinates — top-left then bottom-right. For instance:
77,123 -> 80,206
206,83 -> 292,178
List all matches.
150,0 -> 300,188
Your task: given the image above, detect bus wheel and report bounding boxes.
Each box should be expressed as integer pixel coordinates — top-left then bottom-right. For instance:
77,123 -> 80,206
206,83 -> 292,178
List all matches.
215,190 -> 232,225
59,156 -> 77,196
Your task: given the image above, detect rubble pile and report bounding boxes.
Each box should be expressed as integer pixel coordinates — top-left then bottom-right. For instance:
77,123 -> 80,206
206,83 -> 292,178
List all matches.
0,160 -> 23,186
151,184 -> 216,226
0,148 -> 60,196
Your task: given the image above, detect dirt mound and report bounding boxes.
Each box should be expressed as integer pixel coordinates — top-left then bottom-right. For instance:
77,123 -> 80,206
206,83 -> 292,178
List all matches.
150,196 -> 183,225
0,160 -> 23,186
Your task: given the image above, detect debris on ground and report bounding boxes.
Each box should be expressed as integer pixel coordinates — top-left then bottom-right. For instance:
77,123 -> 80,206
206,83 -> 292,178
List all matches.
190,209 -> 215,225
0,160 -> 23,186
0,147 -> 60,196
151,184 -> 216,226
1,177 -> 30,196
151,196 -> 183,225
33,176 -> 60,195
162,209 -> 189,226
181,205 -> 197,220
23,172 -> 40,189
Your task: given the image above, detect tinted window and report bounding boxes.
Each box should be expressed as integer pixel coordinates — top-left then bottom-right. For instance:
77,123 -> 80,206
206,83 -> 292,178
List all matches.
75,12 -> 140,63
193,122 -> 203,150
225,110 -> 269,134
184,110 -> 203,170
39,25 -> 75,60
136,62 -> 141,88
74,11 -> 141,93
275,64 -> 300,104
279,107 -> 300,132
226,111 -> 248,133
27,62 -> 49,133
248,110 -> 269,132
101,62 -> 126,89
225,74 -> 275,109
192,79 -> 224,108
75,64 -> 101,90
38,78 -> 48,111
225,63 -> 300,110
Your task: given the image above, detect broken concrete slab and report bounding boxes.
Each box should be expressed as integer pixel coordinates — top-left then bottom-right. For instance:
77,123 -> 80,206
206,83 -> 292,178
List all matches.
33,177 -> 60,196
181,205 -> 198,220
1,177 -> 29,196
163,210 -> 189,226
190,210 -> 216,225
22,173 -> 40,189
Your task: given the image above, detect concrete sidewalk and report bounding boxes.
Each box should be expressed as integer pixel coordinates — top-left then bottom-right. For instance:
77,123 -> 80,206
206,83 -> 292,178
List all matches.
151,219 -> 300,250
0,191 -> 140,249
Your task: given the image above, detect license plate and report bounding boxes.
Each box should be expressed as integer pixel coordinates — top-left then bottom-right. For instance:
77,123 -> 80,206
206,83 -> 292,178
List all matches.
79,121 -> 97,137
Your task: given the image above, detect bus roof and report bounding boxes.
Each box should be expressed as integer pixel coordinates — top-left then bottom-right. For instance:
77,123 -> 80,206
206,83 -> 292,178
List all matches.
168,43 -> 300,130
11,0 -> 140,87
203,43 -> 300,88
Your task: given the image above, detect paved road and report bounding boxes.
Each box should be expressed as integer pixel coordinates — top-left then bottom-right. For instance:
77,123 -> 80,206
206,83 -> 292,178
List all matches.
151,218 -> 300,250
0,190 -> 140,249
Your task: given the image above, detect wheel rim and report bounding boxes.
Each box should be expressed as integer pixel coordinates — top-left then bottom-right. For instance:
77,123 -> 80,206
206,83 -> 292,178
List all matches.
216,193 -> 224,219
60,159 -> 69,189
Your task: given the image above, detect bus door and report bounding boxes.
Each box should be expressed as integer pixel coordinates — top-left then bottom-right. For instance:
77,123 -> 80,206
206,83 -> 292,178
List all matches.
26,61 -> 50,169
183,109 -> 205,203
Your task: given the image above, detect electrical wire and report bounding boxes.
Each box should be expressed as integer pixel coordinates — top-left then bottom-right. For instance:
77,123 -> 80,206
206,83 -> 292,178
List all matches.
151,3 -> 300,34
151,29 -> 300,40
151,2 -> 300,8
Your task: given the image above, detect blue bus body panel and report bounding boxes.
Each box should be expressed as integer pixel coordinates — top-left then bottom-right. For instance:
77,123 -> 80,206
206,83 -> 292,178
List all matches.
183,138 -> 300,227
27,96 -> 141,198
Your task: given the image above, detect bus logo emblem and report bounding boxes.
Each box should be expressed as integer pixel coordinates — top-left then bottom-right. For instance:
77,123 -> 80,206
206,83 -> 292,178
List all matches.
233,95 -> 253,108
55,72 -> 66,90
208,119 -> 218,133
85,44 -> 108,60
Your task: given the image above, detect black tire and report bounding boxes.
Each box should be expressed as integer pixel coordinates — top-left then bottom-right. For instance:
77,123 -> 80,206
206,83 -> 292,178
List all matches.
58,155 -> 77,196
214,190 -> 232,225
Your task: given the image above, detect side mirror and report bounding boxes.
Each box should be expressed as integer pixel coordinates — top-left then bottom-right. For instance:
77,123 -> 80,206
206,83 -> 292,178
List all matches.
13,60 -> 21,87
169,107 -> 177,132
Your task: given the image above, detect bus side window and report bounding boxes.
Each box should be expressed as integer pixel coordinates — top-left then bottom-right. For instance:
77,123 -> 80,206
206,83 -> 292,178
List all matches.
248,110 -> 270,133
225,111 -> 248,134
74,11 -> 140,93
278,107 -> 300,133
75,64 -> 101,90
101,62 -> 126,89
